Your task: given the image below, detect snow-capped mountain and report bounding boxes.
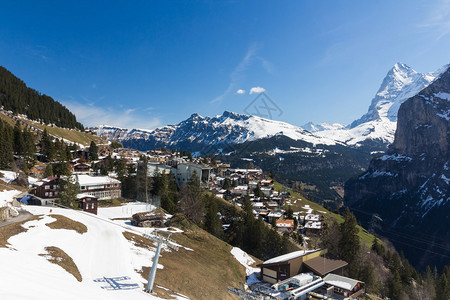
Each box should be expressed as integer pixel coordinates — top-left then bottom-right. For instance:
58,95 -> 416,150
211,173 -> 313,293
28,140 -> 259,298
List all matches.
345,64 -> 450,269
310,63 -> 442,146
93,111 -> 340,153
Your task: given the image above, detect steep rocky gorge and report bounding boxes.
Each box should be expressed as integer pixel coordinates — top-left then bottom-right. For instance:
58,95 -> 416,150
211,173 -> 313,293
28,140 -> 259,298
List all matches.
345,66 -> 450,270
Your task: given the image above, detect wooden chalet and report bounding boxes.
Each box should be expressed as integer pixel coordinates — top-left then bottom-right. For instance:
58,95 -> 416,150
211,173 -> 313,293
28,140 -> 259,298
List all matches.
77,194 -> 98,215
131,211 -> 165,227
33,176 -> 61,199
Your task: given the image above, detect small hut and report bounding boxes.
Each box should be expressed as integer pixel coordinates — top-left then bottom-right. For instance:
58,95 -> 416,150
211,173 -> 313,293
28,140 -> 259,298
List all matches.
77,194 -> 98,215
131,210 -> 165,227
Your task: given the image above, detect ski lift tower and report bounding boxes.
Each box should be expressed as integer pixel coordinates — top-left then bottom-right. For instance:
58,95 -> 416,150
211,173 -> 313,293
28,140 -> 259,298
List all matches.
143,232 -> 179,294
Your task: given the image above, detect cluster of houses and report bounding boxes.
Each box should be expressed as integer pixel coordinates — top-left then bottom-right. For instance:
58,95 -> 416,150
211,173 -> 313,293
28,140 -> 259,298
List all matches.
251,249 -> 365,299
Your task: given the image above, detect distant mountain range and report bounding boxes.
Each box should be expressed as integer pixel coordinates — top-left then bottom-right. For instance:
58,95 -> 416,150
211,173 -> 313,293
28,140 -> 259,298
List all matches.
93,63 -> 443,152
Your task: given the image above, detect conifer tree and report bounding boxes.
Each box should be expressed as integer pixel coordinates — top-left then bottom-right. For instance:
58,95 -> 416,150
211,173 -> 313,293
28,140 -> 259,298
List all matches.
338,208 -> 360,276
44,164 -> 54,177
59,176 -> 80,208
89,141 -> 99,161
13,121 -> 24,155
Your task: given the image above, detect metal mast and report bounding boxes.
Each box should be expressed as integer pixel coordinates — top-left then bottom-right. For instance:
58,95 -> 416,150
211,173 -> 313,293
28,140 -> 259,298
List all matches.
144,232 -> 179,293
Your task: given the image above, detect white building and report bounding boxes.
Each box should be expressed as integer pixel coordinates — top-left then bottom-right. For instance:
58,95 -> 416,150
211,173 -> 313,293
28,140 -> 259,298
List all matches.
76,174 -> 121,200
175,163 -> 211,187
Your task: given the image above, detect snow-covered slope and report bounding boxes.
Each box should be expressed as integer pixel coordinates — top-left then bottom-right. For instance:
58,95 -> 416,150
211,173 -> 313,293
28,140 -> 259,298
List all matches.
310,63 -> 442,146
0,204 -> 179,300
301,122 -> 345,133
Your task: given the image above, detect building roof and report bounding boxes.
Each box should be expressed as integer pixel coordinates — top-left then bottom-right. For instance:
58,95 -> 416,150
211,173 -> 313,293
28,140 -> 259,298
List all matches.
76,193 -> 98,199
276,219 -> 294,228
303,255 -> 348,276
305,214 -> 321,221
305,221 -> 322,229
76,174 -> 121,186
323,273 -> 363,291
262,249 -> 320,265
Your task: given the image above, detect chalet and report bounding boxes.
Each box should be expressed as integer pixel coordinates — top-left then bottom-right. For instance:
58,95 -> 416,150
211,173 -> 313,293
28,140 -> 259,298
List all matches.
33,177 -> 61,199
77,194 -> 98,215
276,219 -> 294,233
77,174 -> 121,200
29,165 -> 46,178
323,273 -> 364,298
304,221 -> 323,235
232,185 -> 248,196
305,214 -> 323,222
72,162 -> 91,174
259,249 -> 347,284
131,211 -> 165,227
267,210 -> 283,224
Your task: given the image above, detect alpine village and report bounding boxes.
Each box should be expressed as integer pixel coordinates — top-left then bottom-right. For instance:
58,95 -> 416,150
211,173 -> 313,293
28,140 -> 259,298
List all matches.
1,4 -> 450,300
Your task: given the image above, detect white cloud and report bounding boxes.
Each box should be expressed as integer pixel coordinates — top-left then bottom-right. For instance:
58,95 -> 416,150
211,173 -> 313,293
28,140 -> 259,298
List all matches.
62,101 -> 161,130
236,89 -> 246,94
249,86 -> 266,94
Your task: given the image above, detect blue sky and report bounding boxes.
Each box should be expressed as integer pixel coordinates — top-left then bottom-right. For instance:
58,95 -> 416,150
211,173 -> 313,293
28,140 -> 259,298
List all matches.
1,1 -> 450,129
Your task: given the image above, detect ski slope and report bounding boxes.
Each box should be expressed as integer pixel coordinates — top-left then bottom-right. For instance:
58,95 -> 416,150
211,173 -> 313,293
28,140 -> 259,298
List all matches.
0,204 -> 180,300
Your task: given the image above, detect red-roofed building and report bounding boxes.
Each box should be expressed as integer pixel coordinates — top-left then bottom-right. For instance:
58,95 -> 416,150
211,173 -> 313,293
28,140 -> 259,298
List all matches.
276,219 -> 294,233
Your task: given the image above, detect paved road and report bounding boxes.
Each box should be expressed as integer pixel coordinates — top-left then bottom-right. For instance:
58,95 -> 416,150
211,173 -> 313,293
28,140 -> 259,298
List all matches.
0,210 -> 32,228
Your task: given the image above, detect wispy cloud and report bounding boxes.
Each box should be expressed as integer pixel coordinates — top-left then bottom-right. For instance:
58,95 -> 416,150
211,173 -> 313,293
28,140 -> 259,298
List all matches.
249,86 -> 266,94
210,44 -> 259,103
236,89 -> 246,94
63,101 -> 161,130
418,0 -> 450,40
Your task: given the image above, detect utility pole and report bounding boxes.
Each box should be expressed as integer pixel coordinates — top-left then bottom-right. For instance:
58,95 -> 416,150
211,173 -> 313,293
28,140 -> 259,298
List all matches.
144,232 -> 179,294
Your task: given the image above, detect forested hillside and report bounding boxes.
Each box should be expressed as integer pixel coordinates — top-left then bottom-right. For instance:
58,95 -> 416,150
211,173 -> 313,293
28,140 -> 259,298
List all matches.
0,66 -> 83,130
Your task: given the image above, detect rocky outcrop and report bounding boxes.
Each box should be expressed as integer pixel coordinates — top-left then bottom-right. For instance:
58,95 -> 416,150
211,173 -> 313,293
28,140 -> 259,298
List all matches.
345,65 -> 450,270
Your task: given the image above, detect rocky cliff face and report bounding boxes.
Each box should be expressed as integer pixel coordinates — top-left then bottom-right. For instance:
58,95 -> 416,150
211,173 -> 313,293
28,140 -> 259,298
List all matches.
345,65 -> 450,270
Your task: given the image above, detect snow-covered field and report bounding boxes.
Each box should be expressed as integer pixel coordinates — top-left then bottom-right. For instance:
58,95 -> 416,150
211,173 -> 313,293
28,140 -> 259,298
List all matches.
0,202 -> 252,299
0,205 -> 164,300
0,189 -> 22,207
0,169 -> 39,186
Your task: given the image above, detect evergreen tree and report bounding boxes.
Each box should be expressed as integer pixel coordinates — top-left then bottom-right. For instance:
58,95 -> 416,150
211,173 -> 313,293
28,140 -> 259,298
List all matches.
40,129 -> 55,161
338,208 -> 360,276
178,171 -> 204,224
59,176 -> 80,208
204,194 -> 223,238
89,141 -> 99,161
136,156 -> 150,202
436,273 -> 450,300
44,164 -> 54,177
13,121 -> 24,155
389,270 -> 403,299
52,161 -> 71,177
0,121 -> 14,168
115,158 -> 126,179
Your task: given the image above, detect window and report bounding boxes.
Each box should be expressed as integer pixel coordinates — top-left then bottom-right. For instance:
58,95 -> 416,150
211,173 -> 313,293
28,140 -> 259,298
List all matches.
45,185 -> 50,190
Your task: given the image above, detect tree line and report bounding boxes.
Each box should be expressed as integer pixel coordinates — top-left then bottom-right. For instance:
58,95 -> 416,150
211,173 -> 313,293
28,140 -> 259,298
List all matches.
0,66 -> 83,130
